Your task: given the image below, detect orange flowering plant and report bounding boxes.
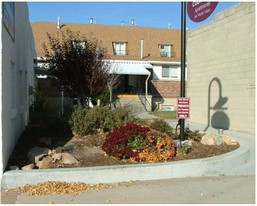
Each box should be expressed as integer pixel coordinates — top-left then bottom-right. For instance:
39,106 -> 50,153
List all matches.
102,122 -> 176,163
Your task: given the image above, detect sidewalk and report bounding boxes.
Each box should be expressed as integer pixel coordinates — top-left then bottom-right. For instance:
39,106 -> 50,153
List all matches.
2,175 -> 255,204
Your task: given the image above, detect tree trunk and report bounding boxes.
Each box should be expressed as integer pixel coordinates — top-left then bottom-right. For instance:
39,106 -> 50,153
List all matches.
108,84 -> 112,109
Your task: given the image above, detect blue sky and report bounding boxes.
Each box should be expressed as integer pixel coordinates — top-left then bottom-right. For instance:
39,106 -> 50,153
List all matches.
28,1 -> 239,30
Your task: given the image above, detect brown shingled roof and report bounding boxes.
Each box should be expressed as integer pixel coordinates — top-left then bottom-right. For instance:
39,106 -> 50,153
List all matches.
31,21 -> 181,62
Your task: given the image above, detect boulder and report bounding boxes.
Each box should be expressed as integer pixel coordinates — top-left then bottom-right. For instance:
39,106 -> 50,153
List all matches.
36,156 -> 53,169
28,147 -> 50,163
201,133 -> 216,145
61,153 -> 79,165
222,134 -> 238,145
22,164 -> 34,170
52,153 -> 62,163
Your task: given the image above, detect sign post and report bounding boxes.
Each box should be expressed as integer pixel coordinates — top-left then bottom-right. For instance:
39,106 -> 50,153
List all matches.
177,97 -> 190,119
179,2 -> 218,141
180,2 -> 187,141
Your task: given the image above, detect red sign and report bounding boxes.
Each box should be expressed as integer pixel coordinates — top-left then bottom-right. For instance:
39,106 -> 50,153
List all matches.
187,2 -> 218,22
177,97 -> 190,119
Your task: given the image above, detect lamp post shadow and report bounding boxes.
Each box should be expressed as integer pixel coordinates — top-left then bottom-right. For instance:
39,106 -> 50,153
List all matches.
204,77 -> 230,132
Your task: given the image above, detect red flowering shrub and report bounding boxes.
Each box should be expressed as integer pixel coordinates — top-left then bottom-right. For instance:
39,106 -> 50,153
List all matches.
102,123 -> 176,163
101,123 -> 150,160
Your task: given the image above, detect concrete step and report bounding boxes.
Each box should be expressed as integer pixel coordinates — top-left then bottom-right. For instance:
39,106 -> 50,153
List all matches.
117,97 -> 147,113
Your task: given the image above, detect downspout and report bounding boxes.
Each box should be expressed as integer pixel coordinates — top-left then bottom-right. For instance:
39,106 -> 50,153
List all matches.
145,72 -> 150,110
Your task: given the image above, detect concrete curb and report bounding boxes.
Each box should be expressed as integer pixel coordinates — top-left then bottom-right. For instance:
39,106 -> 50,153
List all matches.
1,138 -> 250,189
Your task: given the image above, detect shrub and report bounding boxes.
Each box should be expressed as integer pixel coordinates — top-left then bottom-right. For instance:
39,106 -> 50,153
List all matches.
138,130 -> 175,162
69,106 -> 108,136
102,123 -> 176,162
69,106 -> 138,136
103,107 -> 139,131
101,123 -> 150,160
148,119 -> 173,136
91,87 -> 110,106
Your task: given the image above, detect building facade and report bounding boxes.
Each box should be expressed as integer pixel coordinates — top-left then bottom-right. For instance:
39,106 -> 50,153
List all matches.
186,2 -> 255,134
31,21 -> 182,112
0,2 -> 36,176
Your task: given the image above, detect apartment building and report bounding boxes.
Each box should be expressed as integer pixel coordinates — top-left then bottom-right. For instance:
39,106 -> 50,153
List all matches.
31,21 -> 182,112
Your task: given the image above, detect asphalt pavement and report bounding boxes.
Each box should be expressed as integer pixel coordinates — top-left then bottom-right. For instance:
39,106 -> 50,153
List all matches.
1,112 -> 255,204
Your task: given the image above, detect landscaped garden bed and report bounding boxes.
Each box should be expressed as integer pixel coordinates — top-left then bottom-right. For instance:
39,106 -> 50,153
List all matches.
6,106 -> 240,170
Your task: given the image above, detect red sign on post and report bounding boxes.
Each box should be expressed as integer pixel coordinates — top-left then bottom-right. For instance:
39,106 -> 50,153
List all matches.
187,2 -> 218,22
177,97 -> 190,119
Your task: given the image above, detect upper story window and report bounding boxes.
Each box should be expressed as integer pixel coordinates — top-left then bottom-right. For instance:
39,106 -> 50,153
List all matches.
159,44 -> 172,57
72,40 -> 86,49
162,65 -> 179,79
113,42 -> 126,55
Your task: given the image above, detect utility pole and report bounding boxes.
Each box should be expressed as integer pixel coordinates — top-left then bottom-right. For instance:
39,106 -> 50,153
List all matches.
180,2 -> 186,141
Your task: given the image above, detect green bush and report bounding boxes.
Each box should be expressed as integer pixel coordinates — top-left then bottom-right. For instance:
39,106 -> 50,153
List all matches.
69,106 -> 101,136
148,119 -> 173,136
91,87 -> 110,106
104,107 -> 138,131
69,106 -> 138,136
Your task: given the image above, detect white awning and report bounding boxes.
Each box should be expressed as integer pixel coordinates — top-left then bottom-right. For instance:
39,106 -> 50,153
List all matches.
108,60 -> 152,75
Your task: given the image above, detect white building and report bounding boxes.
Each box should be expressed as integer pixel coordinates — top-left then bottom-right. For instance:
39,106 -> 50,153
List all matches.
0,2 -> 36,178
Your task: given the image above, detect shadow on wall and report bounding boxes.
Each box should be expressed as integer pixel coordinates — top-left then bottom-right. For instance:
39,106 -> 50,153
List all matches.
204,77 -> 230,132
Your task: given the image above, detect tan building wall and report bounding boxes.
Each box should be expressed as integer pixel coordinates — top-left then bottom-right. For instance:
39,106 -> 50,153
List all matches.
186,3 -> 255,134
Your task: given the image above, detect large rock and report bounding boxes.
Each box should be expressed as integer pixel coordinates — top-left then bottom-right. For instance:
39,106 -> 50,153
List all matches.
28,147 -> 51,163
222,134 -> 238,145
201,133 -> 217,145
52,153 -> 62,163
201,133 -> 238,146
22,164 -> 34,170
36,156 -> 53,169
61,153 -> 79,165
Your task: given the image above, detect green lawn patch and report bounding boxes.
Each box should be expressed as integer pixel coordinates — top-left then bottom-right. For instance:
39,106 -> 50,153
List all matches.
148,111 -> 177,119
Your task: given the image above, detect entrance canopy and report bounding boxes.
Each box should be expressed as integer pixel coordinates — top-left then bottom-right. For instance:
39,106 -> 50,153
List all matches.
107,60 -> 152,75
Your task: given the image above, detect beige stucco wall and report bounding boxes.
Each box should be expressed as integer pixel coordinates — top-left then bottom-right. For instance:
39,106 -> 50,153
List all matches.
186,3 -> 255,134
1,3 -> 36,175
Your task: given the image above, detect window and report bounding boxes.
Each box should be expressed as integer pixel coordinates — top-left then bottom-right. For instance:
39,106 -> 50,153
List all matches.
113,42 -> 126,55
159,44 -> 171,57
162,65 -> 179,79
3,2 -> 15,41
72,40 -> 86,49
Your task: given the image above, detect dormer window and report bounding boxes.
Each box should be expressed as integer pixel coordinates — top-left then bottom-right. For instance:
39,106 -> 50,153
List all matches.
113,42 -> 126,55
72,40 -> 86,49
159,44 -> 172,57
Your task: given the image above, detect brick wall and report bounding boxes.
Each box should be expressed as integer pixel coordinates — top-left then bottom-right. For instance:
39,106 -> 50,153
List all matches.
150,80 -> 180,98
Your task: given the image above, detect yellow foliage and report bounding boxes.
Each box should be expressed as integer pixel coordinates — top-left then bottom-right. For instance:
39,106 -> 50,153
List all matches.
137,130 -> 175,162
